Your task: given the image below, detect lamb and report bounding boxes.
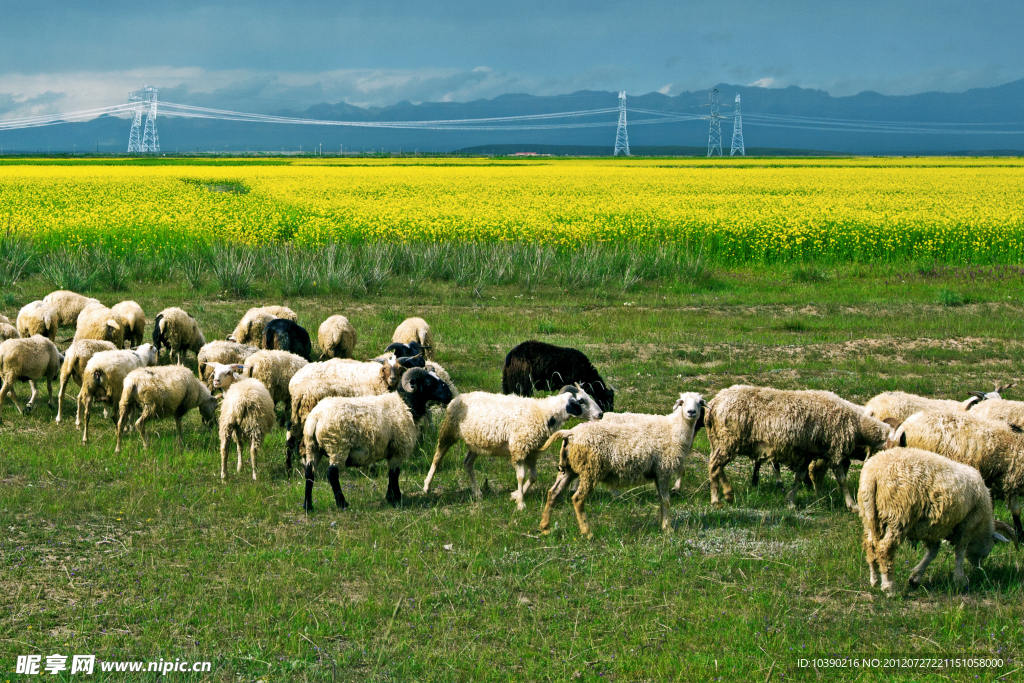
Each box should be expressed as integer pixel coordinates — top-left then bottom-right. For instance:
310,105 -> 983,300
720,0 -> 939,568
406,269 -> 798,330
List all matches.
0,336 -> 63,421
859,447 -> 1013,596
318,315 -> 357,359
197,340 -> 260,388
110,301 -> 146,348
17,301 -> 58,342
864,390 -> 986,427
227,309 -> 277,348
392,317 -> 433,359
502,340 -> 615,412
302,368 -> 454,511
893,409 -> 1024,542
263,318 -> 312,361
218,378 -> 276,481
79,345 -> 158,444
0,322 -> 18,342
539,392 -> 705,537
55,339 -> 117,425
116,365 -> 218,453
422,385 -> 605,510
286,356 -> 405,466
73,303 -> 126,349
42,290 -> 100,329
705,385 -> 893,511
240,350 -> 307,414
152,307 -> 206,364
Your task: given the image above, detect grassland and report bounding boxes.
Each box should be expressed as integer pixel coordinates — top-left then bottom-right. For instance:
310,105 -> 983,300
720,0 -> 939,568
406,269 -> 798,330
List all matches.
2,262 -> 1024,682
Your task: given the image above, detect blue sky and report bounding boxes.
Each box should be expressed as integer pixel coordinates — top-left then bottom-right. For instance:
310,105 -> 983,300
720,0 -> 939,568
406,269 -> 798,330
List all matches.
1,0 -> 1022,118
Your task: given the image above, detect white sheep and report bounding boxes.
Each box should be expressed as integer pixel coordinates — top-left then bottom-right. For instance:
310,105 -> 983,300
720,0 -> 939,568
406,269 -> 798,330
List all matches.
864,390 -> 984,427
251,305 -> 297,322
301,368 -> 454,511
0,335 -> 63,421
894,409 -> 1024,543
705,385 -> 893,511
218,378 -> 276,481
317,315 -> 357,359
79,345 -> 158,444
207,350 -> 307,425
392,317 -> 433,359
197,340 -> 259,388
0,322 -> 18,343
228,309 -> 277,348
539,392 -> 705,537
56,339 -> 117,425
422,385 -> 605,510
42,290 -> 100,329
152,307 -> 206,364
73,304 -> 126,349
110,301 -> 146,348
116,364 -> 218,452
859,447 -> 1013,596
968,398 -> 1024,430
17,301 -> 58,342
285,356 -> 405,467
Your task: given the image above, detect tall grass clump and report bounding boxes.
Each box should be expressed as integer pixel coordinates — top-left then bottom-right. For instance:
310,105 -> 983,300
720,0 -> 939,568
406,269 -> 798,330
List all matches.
93,248 -> 131,291
0,227 -> 35,288
40,248 -> 94,292
274,244 -> 319,296
211,243 -> 260,297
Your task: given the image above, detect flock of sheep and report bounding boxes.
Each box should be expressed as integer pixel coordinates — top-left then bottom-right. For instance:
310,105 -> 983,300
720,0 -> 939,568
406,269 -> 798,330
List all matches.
1,290 -> 1022,597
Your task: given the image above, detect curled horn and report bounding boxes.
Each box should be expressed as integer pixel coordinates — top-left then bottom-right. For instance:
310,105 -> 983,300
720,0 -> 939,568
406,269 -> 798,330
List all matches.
993,519 -> 1018,550
400,367 -> 428,393
995,381 -> 1017,394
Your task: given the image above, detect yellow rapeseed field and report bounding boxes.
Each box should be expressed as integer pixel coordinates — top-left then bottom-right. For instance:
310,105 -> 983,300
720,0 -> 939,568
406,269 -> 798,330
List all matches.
2,157 -> 1023,263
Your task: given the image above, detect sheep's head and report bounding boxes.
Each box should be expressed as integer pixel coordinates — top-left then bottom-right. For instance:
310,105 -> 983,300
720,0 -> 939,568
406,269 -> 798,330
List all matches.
385,341 -> 429,358
400,367 -> 454,406
134,343 -> 157,367
672,392 -> 706,423
968,519 -> 1015,567
198,393 -> 219,428
559,384 -> 603,420
378,355 -> 404,390
209,362 -> 244,390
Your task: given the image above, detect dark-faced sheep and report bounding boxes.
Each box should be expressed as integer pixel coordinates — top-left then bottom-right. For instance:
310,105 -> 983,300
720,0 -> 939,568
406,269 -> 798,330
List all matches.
502,340 -> 614,412
263,318 -> 312,361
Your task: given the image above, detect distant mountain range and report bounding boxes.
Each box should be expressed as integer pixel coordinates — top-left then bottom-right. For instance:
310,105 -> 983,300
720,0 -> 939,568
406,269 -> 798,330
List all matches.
3,79 -> 1024,155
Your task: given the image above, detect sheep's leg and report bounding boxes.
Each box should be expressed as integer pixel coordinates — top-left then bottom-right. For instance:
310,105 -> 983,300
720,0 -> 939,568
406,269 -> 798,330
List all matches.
219,433 -> 229,480
0,379 -> 9,422
134,409 -> 155,449
175,416 -> 185,449
751,459 -> 762,487
236,430 -> 244,473
45,376 -> 53,409
520,456 -> 539,497
953,540 -> 970,589
249,434 -> 259,481
423,424 -> 458,493
303,462 -> 316,512
24,380 -> 39,413
540,469 -> 577,534
75,387 -> 84,429
1,379 -> 25,417
830,460 -> 858,512
656,476 -> 673,533
571,477 -> 594,538
708,449 -> 733,506
327,464 -> 348,510
771,461 -> 783,489
463,451 -> 482,501
385,466 -> 402,506
1008,495 -> 1022,542
82,396 -> 92,443
511,462 -> 528,511
786,462 -> 810,508
908,542 -> 941,589
863,535 -> 880,588
874,528 -> 900,597
56,374 -> 70,423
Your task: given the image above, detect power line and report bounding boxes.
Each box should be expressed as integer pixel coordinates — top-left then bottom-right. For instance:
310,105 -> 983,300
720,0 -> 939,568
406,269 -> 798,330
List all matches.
614,92 -> 630,156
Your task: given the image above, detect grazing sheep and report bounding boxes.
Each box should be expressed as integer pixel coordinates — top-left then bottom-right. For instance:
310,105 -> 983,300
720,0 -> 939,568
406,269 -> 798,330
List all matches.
251,305 -> 297,322
286,356 -> 405,466
263,318 -> 312,361
969,398 -> 1024,430
17,301 -> 58,342
705,385 -> 893,511
302,368 -> 454,511
502,340 -> 615,412
894,409 -> 1024,542
79,346 -> 158,444
392,317 -> 433,359
228,309 -> 277,348
237,350 -> 308,424
56,339 -> 117,425
318,315 -> 357,359
0,322 -> 18,343
600,397 -> 706,492
859,447 -> 1014,596
73,304 -> 126,349
116,365 -> 218,452
42,291 -> 100,329
110,301 -> 146,348
425,360 -> 458,397
197,340 -> 260,388
218,378 -> 276,481
0,336 -> 63,421
383,341 -> 428,361
540,392 -> 705,537
864,391 -> 984,427
152,307 -> 206,364
422,385 -> 605,510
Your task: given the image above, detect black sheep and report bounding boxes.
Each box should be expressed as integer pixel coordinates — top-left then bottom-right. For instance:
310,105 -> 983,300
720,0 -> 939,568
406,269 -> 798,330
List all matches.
263,318 -> 312,361
501,340 -> 614,411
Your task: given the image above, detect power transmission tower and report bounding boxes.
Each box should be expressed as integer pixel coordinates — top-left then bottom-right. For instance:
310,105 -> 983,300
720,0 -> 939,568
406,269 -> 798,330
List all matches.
613,91 -> 630,156
127,86 -> 160,153
730,93 -> 745,156
707,88 -> 722,156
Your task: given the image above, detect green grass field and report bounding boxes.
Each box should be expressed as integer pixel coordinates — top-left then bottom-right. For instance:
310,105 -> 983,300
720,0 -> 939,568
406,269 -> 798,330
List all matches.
2,265 -> 1023,682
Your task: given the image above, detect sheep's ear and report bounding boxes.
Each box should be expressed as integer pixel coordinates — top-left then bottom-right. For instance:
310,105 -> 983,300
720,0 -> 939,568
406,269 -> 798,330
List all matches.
993,532 -> 1012,544
882,418 -> 900,430
231,364 -> 244,372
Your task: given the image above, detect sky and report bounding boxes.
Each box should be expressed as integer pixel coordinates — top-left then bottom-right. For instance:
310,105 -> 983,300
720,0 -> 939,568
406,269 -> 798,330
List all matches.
1,0 -> 1023,120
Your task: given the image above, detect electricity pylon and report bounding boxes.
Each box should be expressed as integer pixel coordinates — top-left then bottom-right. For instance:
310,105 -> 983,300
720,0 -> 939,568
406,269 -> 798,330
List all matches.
730,93 -> 745,156
613,91 -> 630,156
